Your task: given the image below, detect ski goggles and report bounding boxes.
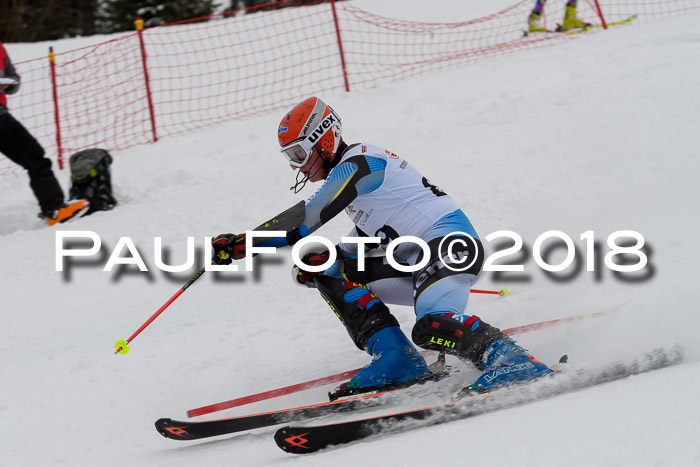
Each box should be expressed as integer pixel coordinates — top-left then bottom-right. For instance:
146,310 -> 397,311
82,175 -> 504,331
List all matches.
280,110 -> 340,168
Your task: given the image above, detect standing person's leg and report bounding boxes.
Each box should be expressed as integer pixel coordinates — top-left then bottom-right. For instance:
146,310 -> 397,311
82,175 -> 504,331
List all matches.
0,112 -> 89,224
532,0 -> 547,15
0,112 -> 64,213
528,0 -> 548,33
562,0 -> 590,30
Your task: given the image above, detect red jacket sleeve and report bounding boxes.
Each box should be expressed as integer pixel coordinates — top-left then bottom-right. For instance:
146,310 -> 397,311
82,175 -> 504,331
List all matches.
0,42 -> 21,107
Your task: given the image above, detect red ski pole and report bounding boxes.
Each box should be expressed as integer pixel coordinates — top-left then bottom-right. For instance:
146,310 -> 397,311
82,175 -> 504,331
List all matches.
115,268 -> 205,354
503,311 -> 607,336
472,288 -> 510,297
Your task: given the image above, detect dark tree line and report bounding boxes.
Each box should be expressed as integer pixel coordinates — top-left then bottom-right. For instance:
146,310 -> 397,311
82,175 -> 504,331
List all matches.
0,0 -> 100,43
0,0 -> 334,43
224,0 -> 333,15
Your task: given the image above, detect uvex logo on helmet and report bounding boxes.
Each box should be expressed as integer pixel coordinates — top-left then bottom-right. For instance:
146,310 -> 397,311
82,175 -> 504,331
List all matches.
308,113 -> 338,144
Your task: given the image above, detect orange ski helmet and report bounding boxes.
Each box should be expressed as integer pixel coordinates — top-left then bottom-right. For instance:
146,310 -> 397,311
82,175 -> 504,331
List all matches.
278,97 -> 342,168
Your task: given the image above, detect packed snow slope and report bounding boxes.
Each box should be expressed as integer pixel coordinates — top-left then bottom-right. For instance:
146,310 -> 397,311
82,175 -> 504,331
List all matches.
2,2 -> 700,467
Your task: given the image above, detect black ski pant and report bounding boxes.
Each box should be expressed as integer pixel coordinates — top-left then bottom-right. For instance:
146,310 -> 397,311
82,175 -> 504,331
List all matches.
0,109 -> 64,213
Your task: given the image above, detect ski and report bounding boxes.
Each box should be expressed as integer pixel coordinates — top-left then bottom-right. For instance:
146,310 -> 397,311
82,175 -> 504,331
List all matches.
523,15 -> 637,36
274,346 -> 682,454
156,390 -> 395,441
156,369 -> 453,442
187,312 -> 607,417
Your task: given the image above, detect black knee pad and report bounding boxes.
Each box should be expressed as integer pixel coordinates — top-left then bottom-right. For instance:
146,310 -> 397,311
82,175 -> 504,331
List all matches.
315,275 -> 398,350
413,235 -> 483,301
412,314 -> 503,368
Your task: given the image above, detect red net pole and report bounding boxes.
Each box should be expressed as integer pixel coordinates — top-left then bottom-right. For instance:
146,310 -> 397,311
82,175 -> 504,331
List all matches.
592,0 -> 609,28
330,0 -> 350,92
135,17 -> 158,143
48,47 -> 63,169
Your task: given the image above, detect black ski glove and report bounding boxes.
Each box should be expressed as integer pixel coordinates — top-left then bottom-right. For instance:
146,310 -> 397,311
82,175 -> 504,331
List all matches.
212,233 -> 246,265
292,250 -> 333,288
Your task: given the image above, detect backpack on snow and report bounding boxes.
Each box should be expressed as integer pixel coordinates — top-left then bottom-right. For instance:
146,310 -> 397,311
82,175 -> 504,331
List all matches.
68,148 -> 117,216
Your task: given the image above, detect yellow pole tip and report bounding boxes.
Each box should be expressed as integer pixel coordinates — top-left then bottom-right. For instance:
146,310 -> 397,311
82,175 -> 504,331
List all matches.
115,339 -> 130,355
499,288 -> 510,297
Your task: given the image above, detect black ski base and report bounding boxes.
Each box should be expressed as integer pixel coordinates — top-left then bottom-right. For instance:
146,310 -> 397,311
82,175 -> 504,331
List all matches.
155,395 -> 380,441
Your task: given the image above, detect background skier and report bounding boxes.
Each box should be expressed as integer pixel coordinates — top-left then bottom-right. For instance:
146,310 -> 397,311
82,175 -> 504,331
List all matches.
528,0 -> 591,33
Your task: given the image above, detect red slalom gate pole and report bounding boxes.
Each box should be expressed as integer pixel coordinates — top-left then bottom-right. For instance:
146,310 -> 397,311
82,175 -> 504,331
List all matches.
48,47 -> 63,169
134,17 -> 158,143
591,0 -> 608,29
187,311 -> 607,417
115,268 -> 205,354
330,0 -> 350,92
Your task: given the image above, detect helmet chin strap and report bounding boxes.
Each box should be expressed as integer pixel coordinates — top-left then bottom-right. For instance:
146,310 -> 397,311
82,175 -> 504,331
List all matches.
289,151 -> 333,194
290,169 -> 311,194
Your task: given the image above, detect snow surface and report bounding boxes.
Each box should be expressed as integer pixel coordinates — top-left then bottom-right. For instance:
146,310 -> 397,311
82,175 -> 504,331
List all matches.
2,1 -> 700,466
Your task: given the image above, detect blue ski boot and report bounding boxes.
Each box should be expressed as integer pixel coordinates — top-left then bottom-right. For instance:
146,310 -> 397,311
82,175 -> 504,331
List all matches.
411,313 -> 552,399
330,326 -> 431,400
313,275 -> 433,401
463,337 -> 553,394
